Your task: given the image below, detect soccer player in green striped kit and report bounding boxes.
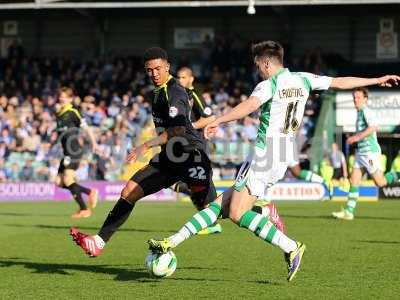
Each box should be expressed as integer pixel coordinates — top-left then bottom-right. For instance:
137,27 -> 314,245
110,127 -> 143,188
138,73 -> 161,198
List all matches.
332,87 -> 400,220
149,40 -> 400,281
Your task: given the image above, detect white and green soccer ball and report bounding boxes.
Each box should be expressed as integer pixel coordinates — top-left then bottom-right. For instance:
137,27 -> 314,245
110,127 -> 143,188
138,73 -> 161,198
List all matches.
145,250 -> 177,278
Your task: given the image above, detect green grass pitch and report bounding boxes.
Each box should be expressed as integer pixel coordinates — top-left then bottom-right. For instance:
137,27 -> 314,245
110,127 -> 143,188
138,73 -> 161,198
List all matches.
0,200 -> 399,299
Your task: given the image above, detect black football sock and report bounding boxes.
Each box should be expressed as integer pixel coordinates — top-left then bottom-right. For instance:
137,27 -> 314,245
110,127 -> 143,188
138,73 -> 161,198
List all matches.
74,183 -> 91,195
98,198 -> 135,242
66,183 -> 87,210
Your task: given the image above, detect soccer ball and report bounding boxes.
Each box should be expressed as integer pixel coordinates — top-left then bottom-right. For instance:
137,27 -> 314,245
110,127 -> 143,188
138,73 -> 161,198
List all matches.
145,250 -> 177,278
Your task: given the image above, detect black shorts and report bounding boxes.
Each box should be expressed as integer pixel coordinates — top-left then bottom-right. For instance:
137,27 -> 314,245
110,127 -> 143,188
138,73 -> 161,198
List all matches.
131,149 -> 216,210
58,156 -> 81,174
333,167 -> 343,179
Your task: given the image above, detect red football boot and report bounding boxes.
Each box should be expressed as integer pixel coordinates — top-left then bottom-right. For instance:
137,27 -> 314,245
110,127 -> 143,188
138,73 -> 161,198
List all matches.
70,227 -> 103,257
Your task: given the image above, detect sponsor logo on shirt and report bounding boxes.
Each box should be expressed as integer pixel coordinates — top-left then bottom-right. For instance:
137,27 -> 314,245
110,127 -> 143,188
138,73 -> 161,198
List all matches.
203,107 -> 212,116
169,106 -> 178,118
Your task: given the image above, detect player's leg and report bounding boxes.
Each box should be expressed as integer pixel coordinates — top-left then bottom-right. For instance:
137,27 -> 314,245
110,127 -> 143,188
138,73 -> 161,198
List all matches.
63,169 -> 91,218
234,158 -> 285,231
366,150 -> 400,187
70,162 -> 178,257
64,166 -> 97,209
70,178 -> 144,257
149,157 -> 305,281
290,163 -> 325,184
371,170 -> 387,187
183,150 -> 222,235
252,200 -> 285,232
187,150 -> 284,234
333,151 -> 394,220
149,183 -> 304,281
148,187 -> 232,251
228,178 -> 305,282
290,162 -> 331,198
191,179 -> 223,235
57,158 -> 90,218
332,166 -> 362,220
373,169 -> 400,187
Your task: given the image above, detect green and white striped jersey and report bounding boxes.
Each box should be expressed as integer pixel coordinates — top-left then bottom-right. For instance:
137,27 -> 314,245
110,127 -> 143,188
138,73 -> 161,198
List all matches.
356,106 -> 381,154
250,68 -> 332,149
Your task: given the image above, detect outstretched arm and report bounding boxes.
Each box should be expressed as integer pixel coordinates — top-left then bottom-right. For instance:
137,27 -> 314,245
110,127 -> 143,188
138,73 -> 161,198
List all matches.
330,75 -> 400,90
192,115 -> 216,129
214,96 -> 261,124
204,96 -> 261,139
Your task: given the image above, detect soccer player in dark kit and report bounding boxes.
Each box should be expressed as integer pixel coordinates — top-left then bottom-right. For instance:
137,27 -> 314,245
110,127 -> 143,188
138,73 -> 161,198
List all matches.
70,47 -> 218,256
55,87 -> 98,218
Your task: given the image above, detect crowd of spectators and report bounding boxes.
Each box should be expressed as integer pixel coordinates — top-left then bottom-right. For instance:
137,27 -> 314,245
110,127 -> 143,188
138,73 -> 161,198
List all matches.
0,37 -> 334,182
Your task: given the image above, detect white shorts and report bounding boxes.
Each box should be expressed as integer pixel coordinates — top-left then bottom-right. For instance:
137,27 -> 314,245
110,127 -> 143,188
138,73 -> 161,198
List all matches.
353,151 -> 382,174
234,143 -> 293,199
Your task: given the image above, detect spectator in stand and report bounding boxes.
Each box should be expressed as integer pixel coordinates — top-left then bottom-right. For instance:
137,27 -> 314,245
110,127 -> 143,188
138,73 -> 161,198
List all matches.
76,159 -> 90,182
240,116 -> 258,143
0,128 -> 14,146
0,158 -> 6,182
36,142 -> 51,162
19,159 -> 35,181
0,141 -> 9,159
48,158 -> 60,182
6,163 -> 20,181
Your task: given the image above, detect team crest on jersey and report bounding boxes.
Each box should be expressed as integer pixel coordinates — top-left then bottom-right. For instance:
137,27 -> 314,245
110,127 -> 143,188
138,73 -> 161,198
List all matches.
203,107 -> 212,116
169,106 -> 178,118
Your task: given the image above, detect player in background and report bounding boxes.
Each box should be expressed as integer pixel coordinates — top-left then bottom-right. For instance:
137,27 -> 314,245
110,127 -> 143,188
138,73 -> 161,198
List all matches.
172,66 -> 214,199
288,161 -> 326,185
177,67 -> 215,132
332,87 -> 400,220
55,87 -> 98,218
173,66 -> 221,235
177,66 -> 285,234
148,40 -> 400,281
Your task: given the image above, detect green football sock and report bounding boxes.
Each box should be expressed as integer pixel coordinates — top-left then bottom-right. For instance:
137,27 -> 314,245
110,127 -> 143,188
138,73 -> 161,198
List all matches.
384,171 -> 400,185
345,186 -> 359,214
168,202 -> 221,247
299,170 -> 324,183
239,210 -> 296,253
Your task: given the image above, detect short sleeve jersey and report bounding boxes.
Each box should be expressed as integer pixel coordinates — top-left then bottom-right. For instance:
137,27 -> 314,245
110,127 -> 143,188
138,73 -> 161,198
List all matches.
56,103 -> 84,157
187,88 -> 213,123
151,76 -> 205,155
356,106 -> 381,154
250,68 -> 332,149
